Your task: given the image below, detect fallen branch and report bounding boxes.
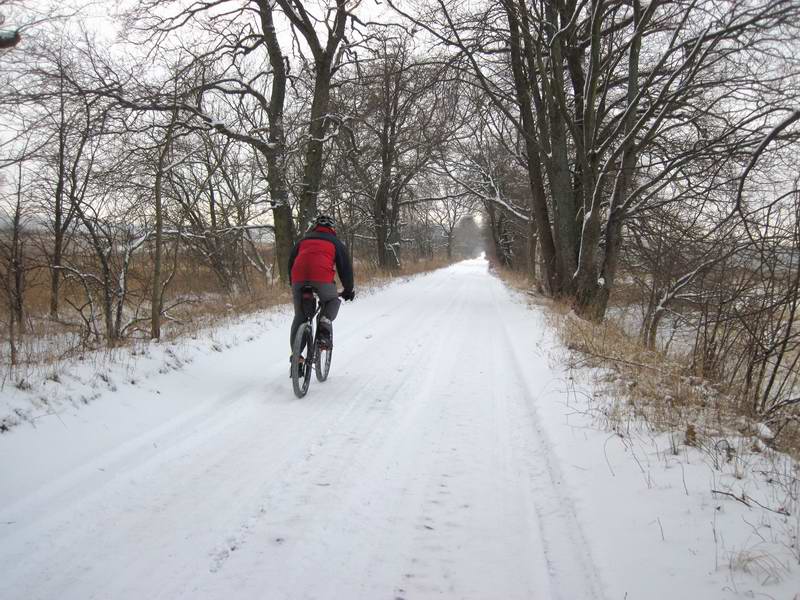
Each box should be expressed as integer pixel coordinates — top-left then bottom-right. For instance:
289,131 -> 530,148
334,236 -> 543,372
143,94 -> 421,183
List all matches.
712,488 -> 751,507
572,347 -> 667,374
711,489 -> 790,516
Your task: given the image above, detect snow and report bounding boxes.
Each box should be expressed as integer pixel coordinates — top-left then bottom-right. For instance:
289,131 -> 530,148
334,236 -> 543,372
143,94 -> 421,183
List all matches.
756,422 -> 776,441
1,258 -> 798,599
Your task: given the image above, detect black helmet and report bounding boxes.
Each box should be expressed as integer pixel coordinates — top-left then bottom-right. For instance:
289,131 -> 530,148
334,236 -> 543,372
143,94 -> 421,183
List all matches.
313,214 -> 336,229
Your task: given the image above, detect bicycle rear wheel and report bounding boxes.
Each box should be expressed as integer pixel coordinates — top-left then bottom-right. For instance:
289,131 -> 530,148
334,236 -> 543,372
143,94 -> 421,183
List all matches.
291,323 -> 313,398
314,336 -> 332,382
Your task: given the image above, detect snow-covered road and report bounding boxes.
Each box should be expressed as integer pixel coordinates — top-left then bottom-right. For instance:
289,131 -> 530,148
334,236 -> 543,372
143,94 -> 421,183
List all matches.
1,259 -> 602,599
2,259 -> 797,599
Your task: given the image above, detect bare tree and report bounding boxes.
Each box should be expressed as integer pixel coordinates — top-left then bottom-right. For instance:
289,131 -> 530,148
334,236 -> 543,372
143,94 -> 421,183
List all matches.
150,107 -> 179,340
428,188 -> 476,260
0,165 -> 29,364
275,0 -> 359,233
390,0 -> 800,319
75,1 -> 297,281
332,31 -> 459,268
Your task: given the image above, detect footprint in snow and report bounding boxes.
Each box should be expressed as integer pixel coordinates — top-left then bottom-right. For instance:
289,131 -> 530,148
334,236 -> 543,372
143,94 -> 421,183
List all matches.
209,536 -> 241,572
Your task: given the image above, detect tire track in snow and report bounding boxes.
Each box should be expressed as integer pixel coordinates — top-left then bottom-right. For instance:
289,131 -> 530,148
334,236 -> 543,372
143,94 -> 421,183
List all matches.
488,276 -> 607,600
200,276 -> 466,580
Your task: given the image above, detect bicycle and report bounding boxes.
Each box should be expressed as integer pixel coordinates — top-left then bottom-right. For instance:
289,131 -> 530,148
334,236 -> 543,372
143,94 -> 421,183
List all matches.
291,286 -> 340,398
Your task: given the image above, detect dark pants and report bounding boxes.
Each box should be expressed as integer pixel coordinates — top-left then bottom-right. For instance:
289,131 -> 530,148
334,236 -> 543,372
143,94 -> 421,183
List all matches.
290,281 -> 340,350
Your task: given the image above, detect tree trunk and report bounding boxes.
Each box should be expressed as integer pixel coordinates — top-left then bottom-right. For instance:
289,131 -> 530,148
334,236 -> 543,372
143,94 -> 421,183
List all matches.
576,210 -> 623,321
3,196 -> 22,365
388,190 -> 402,269
299,63 -> 333,233
8,298 -> 17,366
646,306 -> 665,351
376,220 -> 389,269
272,202 -> 294,282
50,181 -> 64,321
274,0 -> 348,236
151,112 -> 177,340
50,77 -> 68,319
527,215 -> 537,284
11,170 -> 26,334
503,0 -> 562,294
50,233 -> 62,319
258,0 -> 295,283
374,173 -> 393,269
103,268 -> 116,345
574,0 -> 643,322
12,261 -> 24,334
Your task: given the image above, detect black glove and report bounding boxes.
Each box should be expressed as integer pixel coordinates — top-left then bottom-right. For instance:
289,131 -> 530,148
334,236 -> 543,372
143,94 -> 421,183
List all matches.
342,289 -> 355,301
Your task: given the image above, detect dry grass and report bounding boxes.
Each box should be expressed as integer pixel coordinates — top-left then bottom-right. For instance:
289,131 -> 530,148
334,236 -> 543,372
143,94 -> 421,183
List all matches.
727,547 -> 791,585
1,252 -> 453,371
495,267 -> 800,461
555,306 -> 737,433
490,265 -> 538,292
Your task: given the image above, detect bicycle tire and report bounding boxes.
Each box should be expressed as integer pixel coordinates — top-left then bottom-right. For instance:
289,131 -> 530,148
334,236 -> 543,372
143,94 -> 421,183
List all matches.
291,323 -> 313,398
314,337 -> 333,382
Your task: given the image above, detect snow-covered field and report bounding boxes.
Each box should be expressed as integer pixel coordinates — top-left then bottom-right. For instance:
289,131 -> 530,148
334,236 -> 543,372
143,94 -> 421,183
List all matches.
1,258 -> 798,599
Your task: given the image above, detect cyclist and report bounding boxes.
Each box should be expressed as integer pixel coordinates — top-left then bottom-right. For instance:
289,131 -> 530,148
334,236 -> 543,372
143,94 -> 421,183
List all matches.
288,214 -> 355,374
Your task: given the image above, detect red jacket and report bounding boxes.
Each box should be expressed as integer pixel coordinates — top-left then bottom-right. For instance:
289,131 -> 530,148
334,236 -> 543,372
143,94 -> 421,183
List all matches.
288,226 -> 354,290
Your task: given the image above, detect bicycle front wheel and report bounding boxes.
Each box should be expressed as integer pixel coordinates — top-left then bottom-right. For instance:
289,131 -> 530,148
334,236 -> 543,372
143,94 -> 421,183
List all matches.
291,323 -> 313,398
314,337 -> 333,382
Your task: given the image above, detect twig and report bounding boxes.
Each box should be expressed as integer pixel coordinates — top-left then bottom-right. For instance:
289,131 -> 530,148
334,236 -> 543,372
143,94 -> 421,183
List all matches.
747,494 -> 791,517
712,488 -> 751,507
677,459 -> 689,496
712,488 -> 791,516
576,348 -> 667,373
603,434 -> 617,477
